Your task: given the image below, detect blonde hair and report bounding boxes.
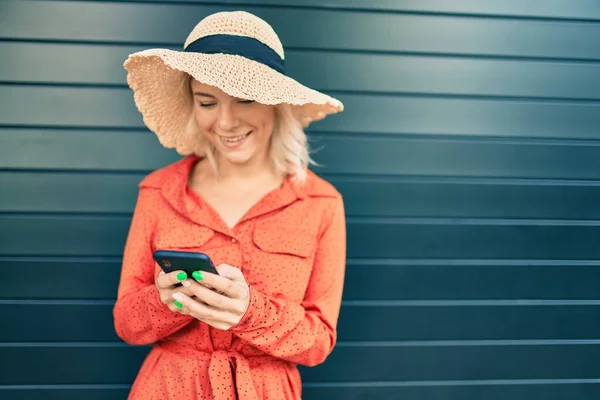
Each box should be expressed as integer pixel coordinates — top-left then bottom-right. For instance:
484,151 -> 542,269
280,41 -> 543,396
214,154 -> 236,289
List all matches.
181,74 -> 315,182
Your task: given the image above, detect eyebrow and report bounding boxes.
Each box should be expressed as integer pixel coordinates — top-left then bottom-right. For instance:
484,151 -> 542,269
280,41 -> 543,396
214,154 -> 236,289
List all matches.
193,92 -> 216,98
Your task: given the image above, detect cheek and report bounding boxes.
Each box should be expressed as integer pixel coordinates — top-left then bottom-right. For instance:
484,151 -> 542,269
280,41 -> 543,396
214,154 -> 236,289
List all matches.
256,111 -> 276,138
193,109 -> 215,133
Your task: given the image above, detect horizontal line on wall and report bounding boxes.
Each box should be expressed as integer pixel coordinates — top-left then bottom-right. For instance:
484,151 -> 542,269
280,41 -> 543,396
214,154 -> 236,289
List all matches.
2,339 -> 600,348
3,37 -> 600,63
311,132 -> 600,146
336,339 -> 600,347
0,255 -> 122,263
331,89 -> 600,105
322,174 -> 600,186
3,379 -> 600,390
2,299 -> 599,307
4,256 -> 600,266
5,169 -> 600,187
0,300 -> 115,306
303,378 -> 600,388
20,0 -> 600,23
0,125 -> 149,133
345,258 -> 600,266
2,379 -> 600,390
5,212 -> 600,226
341,300 -> 600,307
0,81 -> 127,89
0,212 -> 131,219
0,168 -> 150,176
0,342 -> 130,347
5,123 -> 600,147
0,384 -> 130,390
3,81 -> 600,105
345,217 -> 600,226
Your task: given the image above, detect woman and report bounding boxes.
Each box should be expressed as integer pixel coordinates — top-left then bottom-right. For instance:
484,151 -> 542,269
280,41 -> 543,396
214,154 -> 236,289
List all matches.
113,10 -> 346,400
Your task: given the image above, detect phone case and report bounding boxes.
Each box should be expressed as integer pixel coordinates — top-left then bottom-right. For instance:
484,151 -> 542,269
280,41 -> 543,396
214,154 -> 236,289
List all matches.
153,250 -> 220,276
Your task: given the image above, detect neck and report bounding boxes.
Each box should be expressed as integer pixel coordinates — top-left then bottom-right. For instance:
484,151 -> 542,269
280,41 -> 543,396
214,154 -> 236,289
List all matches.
213,152 -> 278,182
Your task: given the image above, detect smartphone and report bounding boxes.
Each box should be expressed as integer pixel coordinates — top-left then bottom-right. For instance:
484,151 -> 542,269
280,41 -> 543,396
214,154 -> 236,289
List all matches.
153,250 -> 220,277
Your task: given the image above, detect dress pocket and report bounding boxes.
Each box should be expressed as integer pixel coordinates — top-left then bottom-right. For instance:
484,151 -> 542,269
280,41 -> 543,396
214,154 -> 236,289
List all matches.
252,226 -> 315,258
154,225 -> 215,251
249,225 -> 318,299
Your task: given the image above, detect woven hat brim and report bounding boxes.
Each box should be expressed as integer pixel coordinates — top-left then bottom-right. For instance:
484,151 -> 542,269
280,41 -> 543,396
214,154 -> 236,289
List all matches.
124,49 -> 344,153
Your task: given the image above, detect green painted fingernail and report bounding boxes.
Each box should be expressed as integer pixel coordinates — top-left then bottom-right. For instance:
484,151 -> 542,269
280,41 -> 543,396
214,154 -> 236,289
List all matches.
192,270 -> 204,281
177,272 -> 187,281
174,301 -> 183,309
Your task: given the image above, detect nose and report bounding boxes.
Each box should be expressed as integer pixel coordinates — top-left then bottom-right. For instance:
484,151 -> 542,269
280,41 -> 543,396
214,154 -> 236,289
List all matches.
216,103 -> 240,132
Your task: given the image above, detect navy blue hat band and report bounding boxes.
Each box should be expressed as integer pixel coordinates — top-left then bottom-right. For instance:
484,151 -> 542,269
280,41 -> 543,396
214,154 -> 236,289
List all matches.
184,34 -> 285,74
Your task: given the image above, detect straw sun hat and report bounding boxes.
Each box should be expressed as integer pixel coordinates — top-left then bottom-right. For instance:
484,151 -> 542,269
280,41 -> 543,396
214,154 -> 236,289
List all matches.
123,10 -> 344,155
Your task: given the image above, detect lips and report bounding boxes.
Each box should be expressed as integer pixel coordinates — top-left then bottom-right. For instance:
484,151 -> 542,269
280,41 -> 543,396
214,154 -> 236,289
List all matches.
220,132 -> 250,143
218,131 -> 251,148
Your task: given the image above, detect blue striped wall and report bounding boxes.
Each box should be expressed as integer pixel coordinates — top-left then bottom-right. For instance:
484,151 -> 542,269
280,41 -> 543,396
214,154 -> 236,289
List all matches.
1,0 -> 600,399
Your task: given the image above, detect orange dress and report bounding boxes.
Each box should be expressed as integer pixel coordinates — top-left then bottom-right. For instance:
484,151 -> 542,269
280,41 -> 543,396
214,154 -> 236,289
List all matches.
113,155 -> 347,400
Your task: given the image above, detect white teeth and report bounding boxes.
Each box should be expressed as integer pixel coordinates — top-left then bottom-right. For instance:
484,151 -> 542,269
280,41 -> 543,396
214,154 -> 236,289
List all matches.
221,133 -> 249,143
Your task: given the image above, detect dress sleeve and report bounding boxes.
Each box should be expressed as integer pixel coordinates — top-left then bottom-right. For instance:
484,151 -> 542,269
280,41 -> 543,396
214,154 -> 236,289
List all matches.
113,188 -> 193,345
230,197 -> 347,366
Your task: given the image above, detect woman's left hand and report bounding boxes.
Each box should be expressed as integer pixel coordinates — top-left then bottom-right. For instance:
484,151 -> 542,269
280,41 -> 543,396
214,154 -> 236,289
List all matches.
171,263 -> 250,330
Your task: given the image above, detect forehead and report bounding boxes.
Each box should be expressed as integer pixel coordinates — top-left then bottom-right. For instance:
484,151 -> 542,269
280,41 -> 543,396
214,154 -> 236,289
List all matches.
190,79 -> 229,98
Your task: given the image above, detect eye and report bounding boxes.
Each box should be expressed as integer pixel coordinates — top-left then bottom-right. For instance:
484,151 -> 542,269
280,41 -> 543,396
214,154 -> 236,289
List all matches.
238,100 -> 254,105
198,103 -> 216,108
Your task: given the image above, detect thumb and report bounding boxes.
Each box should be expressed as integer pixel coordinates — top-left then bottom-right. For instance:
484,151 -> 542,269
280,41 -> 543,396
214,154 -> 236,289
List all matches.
215,263 -> 246,282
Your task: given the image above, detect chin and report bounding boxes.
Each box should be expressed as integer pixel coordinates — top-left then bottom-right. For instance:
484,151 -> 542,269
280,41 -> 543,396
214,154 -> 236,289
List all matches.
221,150 -> 256,165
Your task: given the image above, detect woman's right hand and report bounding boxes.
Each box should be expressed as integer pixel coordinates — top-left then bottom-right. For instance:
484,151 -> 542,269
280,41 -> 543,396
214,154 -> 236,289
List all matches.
156,271 -> 195,312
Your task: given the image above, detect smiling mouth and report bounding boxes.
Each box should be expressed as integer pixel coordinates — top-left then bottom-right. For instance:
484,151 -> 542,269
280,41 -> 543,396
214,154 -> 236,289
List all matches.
219,132 -> 251,144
